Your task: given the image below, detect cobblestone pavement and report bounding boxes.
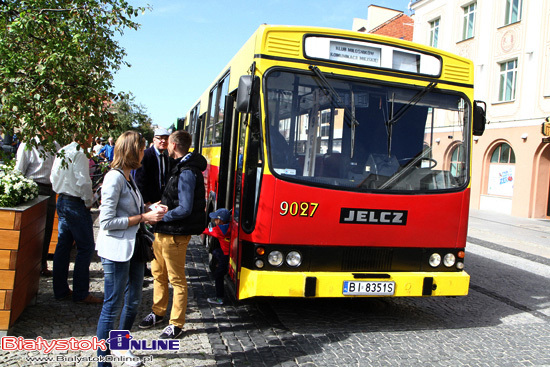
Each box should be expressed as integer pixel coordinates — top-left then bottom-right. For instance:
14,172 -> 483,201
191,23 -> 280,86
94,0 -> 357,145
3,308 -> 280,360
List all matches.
1,211 -> 550,366
0,236 -> 217,366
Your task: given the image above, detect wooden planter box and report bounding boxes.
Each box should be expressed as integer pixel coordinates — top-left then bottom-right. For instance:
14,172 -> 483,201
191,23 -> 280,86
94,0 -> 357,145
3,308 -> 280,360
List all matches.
48,195 -> 59,255
0,196 -> 48,334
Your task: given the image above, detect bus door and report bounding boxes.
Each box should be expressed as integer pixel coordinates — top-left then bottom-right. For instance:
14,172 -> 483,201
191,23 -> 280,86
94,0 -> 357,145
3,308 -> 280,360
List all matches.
216,93 -> 242,290
227,109 -> 250,296
230,74 -> 263,299
216,95 -> 236,210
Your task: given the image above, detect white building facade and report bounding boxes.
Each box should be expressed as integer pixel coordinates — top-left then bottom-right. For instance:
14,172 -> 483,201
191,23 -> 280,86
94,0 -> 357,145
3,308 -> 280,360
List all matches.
411,0 -> 550,218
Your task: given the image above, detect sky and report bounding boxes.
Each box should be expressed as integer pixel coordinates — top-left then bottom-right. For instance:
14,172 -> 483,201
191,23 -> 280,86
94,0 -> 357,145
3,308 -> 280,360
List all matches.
113,0 -> 413,128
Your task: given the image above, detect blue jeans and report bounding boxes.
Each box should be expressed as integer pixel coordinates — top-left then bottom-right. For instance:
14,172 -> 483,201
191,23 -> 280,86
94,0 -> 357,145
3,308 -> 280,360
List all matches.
53,196 -> 95,301
97,257 -> 144,366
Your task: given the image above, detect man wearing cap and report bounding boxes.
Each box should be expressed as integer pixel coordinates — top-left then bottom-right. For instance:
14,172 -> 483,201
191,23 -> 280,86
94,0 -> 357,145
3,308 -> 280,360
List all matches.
134,127 -> 170,206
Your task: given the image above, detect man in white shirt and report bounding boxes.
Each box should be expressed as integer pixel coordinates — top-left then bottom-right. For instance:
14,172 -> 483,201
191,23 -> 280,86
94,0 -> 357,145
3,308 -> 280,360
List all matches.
15,137 -> 60,277
50,137 -> 102,304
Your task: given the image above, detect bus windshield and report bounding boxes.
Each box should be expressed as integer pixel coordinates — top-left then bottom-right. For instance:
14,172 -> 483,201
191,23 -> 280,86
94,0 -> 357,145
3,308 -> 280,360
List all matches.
265,69 -> 470,192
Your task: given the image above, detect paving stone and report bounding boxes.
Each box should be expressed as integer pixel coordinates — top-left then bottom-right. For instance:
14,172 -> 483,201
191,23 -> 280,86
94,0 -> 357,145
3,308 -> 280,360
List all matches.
3,213 -> 550,366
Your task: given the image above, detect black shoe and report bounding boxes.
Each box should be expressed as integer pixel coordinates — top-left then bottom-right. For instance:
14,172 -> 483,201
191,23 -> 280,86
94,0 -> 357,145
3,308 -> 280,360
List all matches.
159,324 -> 182,339
139,312 -> 163,329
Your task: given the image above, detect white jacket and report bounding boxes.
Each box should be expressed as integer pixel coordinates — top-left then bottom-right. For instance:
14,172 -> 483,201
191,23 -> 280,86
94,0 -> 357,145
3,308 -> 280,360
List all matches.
96,169 -> 144,262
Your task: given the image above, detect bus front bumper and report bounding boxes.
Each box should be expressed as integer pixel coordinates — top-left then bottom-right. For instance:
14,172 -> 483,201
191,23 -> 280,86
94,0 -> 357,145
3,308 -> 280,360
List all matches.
238,267 -> 470,299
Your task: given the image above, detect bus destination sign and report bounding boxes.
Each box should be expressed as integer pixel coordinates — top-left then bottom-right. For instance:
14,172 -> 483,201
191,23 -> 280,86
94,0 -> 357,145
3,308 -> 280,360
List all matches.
329,41 -> 381,67
304,36 -> 442,76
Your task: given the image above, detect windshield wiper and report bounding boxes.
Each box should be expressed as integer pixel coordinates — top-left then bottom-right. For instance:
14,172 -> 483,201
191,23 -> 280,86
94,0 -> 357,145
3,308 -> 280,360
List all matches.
385,82 -> 437,157
379,146 -> 433,190
309,65 -> 359,158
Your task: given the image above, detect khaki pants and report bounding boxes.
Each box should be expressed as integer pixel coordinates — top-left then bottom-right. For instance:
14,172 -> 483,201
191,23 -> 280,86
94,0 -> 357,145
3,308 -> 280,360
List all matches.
151,233 -> 191,328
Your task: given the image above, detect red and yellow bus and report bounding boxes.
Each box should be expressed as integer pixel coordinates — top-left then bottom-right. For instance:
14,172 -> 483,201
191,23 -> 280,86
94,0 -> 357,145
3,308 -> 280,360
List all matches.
184,25 -> 485,300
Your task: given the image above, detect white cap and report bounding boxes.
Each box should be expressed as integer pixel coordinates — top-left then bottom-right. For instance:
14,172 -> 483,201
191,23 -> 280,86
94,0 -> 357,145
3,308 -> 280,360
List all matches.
154,127 -> 170,137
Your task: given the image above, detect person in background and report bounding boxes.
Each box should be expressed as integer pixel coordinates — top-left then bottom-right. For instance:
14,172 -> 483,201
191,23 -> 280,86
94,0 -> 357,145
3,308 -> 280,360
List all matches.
93,137 -> 104,156
138,130 -> 207,339
99,136 -> 115,162
95,131 -> 166,367
202,208 -> 231,305
15,136 -> 60,276
50,135 -> 102,304
134,127 -> 170,207
1,128 -> 17,156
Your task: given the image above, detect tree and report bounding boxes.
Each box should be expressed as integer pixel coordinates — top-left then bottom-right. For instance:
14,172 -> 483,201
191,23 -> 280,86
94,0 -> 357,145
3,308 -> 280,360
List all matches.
109,92 -> 154,144
0,0 -> 148,157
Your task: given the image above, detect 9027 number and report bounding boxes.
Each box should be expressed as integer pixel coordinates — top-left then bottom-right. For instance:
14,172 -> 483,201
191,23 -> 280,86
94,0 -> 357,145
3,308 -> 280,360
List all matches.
280,201 -> 319,217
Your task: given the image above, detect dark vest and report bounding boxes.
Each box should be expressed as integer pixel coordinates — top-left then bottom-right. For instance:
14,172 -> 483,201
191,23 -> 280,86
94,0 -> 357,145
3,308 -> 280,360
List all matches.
154,159 -> 206,236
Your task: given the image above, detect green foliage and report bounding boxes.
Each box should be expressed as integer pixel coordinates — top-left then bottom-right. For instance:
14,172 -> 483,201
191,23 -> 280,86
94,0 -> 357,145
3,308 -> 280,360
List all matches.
109,92 -> 154,143
0,0 -> 150,156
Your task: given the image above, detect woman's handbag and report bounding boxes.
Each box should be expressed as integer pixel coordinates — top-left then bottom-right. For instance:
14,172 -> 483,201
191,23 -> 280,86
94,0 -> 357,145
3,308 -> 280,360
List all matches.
133,223 -> 155,262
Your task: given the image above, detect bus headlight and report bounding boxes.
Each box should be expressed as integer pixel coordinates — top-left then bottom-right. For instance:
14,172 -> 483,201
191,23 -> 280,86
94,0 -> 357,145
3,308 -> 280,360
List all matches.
255,259 -> 264,268
443,253 -> 456,267
268,251 -> 284,266
429,253 -> 441,268
286,251 -> 302,267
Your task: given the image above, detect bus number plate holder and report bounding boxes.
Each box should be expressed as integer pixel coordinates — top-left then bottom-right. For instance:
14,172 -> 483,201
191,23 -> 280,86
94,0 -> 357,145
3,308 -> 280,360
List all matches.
343,281 -> 395,296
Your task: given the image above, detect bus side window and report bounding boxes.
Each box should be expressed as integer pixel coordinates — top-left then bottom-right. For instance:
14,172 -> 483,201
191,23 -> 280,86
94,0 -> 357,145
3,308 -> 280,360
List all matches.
232,113 -> 247,223
241,111 -> 263,233
204,72 -> 230,146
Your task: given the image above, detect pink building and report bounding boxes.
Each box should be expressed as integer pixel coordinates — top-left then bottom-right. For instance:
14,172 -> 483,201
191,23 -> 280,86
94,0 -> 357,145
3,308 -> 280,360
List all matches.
410,0 -> 550,218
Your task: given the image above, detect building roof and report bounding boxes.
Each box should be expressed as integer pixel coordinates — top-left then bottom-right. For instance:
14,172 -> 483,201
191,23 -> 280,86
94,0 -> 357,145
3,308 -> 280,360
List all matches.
368,13 -> 414,41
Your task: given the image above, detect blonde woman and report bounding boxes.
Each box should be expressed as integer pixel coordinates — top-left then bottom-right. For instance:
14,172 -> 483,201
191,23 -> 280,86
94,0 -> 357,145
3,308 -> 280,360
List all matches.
95,131 -> 166,366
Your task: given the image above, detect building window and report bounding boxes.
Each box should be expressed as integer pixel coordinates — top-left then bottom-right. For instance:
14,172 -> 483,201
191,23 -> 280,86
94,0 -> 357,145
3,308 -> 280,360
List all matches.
462,3 -> 476,40
490,143 -> 515,163
429,18 -> 440,48
504,0 -> 522,25
498,59 -> 517,102
488,143 -> 515,197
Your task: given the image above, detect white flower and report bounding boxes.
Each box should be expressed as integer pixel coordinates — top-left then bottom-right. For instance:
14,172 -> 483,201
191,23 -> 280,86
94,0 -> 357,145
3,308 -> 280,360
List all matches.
0,164 -> 39,207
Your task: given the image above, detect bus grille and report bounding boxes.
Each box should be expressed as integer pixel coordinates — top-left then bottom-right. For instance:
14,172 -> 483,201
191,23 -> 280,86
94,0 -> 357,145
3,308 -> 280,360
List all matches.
266,36 -> 301,57
341,248 -> 393,271
442,63 -> 471,84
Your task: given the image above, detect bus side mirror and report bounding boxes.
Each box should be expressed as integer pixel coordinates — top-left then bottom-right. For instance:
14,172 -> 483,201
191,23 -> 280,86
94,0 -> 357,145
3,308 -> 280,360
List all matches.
473,100 -> 486,136
236,75 -> 259,113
